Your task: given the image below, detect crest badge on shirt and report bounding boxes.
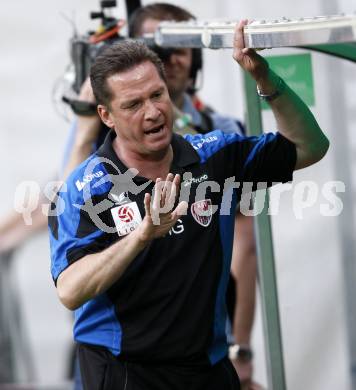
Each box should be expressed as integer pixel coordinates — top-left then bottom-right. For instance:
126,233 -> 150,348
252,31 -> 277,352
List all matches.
191,199 -> 213,227
111,202 -> 142,237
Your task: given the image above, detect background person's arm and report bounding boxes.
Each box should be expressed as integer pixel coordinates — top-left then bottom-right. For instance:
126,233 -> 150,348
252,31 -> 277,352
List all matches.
0,80 -> 101,255
0,201 -> 48,254
62,78 -> 102,180
231,213 -> 257,388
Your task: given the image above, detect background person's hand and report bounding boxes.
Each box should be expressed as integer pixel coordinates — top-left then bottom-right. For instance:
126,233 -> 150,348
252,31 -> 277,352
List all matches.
231,356 -> 265,390
75,77 -> 102,146
232,358 -> 253,389
62,77 -> 102,180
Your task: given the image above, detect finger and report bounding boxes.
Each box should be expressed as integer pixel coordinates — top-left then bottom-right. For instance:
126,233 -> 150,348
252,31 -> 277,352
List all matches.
152,178 -> 172,225
153,178 -> 162,211
143,193 -> 151,218
161,173 -> 174,207
167,174 -> 180,207
165,172 -> 174,182
172,173 -> 181,188
234,19 -> 248,49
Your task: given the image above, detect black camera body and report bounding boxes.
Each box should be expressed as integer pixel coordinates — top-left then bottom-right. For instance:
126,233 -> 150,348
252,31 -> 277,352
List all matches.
70,36 -> 120,94
70,0 -> 122,94
62,0 -> 125,114
64,0 -> 202,114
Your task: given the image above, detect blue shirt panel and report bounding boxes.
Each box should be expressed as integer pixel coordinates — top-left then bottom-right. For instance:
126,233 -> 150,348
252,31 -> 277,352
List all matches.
74,294 -> 122,356
50,154 -> 111,281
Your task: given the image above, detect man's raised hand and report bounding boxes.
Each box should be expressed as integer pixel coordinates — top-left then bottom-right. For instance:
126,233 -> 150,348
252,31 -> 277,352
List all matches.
233,20 -> 269,83
137,173 -> 188,243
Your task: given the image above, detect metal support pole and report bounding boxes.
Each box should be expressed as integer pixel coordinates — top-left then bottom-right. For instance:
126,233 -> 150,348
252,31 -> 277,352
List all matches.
243,72 -> 287,390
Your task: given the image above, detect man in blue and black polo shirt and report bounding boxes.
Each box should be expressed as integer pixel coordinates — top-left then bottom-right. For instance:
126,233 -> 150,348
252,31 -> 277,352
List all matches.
48,21 -> 329,390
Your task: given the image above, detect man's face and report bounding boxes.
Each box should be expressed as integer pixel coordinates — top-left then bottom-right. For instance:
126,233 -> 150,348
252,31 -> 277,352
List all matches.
140,18 -> 193,103
98,61 -> 173,156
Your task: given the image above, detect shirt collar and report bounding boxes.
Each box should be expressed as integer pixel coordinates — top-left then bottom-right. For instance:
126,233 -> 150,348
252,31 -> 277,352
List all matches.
171,132 -> 200,167
96,130 -> 200,172
96,130 -> 128,175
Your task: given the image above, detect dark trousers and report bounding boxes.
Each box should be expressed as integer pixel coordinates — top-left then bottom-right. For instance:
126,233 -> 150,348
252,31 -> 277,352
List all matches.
78,344 -> 240,390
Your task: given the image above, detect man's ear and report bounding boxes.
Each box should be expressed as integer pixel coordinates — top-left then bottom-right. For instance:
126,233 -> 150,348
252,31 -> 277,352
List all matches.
97,105 -> 115,128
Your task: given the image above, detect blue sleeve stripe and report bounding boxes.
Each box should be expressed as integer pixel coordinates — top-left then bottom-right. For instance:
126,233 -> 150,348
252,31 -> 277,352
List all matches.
50,157 -> 111,281
50,186 -> 83,280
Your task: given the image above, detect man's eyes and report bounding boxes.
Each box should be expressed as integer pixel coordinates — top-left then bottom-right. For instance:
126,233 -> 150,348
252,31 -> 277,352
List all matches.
152,91 -> 163,99
124,101 -> 140,110
122,91 -> 163,110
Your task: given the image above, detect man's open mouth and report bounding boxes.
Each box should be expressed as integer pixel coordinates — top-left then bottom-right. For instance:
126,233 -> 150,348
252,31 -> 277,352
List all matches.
144,125 -> 164,135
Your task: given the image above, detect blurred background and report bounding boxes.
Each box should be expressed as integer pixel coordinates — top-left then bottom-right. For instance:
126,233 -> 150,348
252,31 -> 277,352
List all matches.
1,0 -> 355,389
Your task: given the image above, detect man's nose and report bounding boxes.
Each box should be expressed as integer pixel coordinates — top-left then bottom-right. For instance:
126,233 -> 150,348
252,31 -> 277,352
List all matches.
144,100 -> 160,120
